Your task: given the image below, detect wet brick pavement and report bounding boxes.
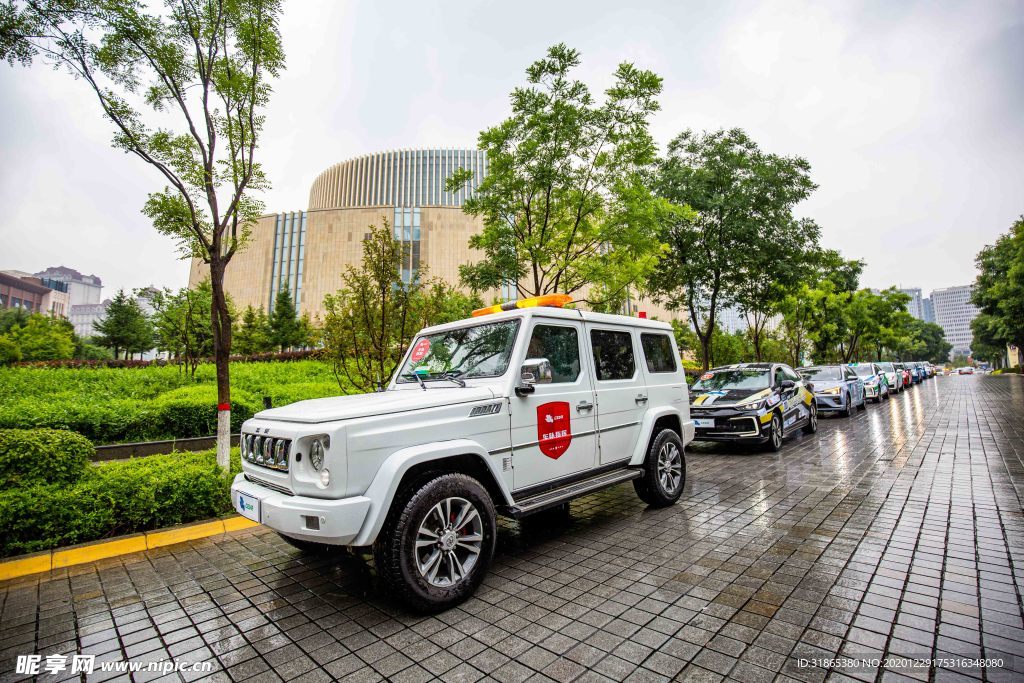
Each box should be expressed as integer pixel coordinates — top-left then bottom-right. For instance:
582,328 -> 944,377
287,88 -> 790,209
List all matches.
1,375 -> 1023,682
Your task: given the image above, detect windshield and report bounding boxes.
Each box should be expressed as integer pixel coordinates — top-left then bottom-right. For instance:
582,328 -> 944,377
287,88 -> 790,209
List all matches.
692,368 -> 770,391
396,320 -> 520,384
877,362 -> 895,372
799,367 -> 842,381
851,364 -> 875,377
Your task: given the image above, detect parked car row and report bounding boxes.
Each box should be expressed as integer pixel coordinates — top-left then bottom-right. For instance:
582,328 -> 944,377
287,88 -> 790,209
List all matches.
689,359 -> 939,453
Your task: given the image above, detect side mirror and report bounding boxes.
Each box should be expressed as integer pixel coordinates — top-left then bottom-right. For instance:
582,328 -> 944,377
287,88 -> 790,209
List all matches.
516,358 -> 552,397
779,379 -> 796,391
805,382 -> 814,393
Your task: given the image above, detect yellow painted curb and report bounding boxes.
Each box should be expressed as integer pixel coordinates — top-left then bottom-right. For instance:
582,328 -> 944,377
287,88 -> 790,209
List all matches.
53,535 -> 147,569
223,517 -> 260,532
0,553 -> 52,580
147,520 -> 226,550
0,515 -> 259,582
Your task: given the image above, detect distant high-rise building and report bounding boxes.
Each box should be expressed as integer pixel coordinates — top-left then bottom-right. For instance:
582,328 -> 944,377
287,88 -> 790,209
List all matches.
930,285 -> 979,358
899,288 -> 924,320
34,266 -> 103,307
922,297 -> 935,323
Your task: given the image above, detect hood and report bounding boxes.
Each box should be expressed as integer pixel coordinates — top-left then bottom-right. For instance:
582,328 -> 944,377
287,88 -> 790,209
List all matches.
254,386 -> 500,424
691,387 -> 771,407
810,379 -> 843,391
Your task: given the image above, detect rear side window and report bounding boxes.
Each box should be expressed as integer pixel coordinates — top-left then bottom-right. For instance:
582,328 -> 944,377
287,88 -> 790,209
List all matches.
590,330 -> 636,381
641,333 -> 677,373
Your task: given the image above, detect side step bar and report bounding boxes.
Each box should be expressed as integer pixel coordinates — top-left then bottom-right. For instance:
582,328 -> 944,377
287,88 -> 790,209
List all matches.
507,467 -> 643,518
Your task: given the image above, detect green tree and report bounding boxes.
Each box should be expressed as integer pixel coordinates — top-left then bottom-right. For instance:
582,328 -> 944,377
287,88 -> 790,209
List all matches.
971,314 -> 1006,367
148,283 -> 217,376
862,289 -> 913,360
447,44 -> 669,308
268,287 -> 308,351
0,336 -> 21,365
651,129 -> 818,368
2,0 -> 285,470
94,290 -> 153,359
0,308 -> 29,335
905,319 -> 951,364
6,314 -> 75,361
321,221 -> 480,393
234,305 -> 273,355
973,216 -> 1024,368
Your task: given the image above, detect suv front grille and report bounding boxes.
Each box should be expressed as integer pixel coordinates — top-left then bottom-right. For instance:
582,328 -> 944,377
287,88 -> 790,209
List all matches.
241,433 -> 291,471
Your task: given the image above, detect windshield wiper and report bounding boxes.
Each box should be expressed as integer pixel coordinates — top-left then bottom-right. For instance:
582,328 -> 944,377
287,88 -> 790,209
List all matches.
437,370 -> 467,387
402,371 -> 428,390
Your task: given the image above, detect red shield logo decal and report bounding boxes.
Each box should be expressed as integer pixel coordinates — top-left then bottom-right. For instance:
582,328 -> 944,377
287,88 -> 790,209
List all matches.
410,338 -> 431,362
537,402 -> 572,459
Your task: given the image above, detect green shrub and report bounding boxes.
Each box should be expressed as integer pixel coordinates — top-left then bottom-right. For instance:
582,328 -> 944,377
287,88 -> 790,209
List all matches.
0,428 -> 93,489
152,386 -> 261,438
0,359 -> 352,444
0,447 -> 241,557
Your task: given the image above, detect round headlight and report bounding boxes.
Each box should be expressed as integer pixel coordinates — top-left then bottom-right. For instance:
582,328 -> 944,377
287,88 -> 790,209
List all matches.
310,439 -> 324,471
320,468 -> 330,487
274,440 -> 286,467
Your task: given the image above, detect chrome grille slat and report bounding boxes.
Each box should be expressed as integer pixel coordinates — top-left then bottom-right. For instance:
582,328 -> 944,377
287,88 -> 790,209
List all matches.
241,432 -> 291,472
244,473 -> 293,496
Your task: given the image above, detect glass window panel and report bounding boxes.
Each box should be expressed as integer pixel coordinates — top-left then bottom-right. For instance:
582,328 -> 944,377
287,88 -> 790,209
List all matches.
640,334 -> 677,373
590,329 -> 636,381
527,325 -> 580,383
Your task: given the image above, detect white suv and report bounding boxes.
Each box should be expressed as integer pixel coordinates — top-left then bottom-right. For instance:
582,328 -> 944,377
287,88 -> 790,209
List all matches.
231,303 -> 694,611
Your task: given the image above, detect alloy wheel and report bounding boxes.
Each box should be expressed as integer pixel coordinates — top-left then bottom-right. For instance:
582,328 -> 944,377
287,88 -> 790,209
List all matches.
415,497 -> 483,588
772,416 -> 783,449
657,441 -> 683,493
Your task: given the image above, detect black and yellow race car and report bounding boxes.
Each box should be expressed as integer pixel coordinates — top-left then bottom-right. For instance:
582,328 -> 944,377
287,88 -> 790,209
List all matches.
689,362 -> 817,452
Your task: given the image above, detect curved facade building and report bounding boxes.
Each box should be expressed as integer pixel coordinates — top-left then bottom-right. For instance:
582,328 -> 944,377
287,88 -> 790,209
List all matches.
190,147 -> 679,324
309,149 -> 488,210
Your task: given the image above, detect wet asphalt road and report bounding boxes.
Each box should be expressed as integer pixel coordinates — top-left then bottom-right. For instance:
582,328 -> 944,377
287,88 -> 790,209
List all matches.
1,374 -> 1022,683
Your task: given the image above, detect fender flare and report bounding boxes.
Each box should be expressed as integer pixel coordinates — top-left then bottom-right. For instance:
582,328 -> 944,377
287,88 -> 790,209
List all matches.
349,439 -> 512,547
628,406 -> 693,466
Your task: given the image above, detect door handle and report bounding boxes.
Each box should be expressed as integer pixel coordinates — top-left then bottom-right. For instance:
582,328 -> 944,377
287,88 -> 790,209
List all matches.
635,395 -> 648,404
576,401 -> 594,411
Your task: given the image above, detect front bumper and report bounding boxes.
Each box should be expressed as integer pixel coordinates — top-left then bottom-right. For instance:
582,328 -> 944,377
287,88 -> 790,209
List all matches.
231,473 -> 371,546
690,409 -> 767,443
814,393 -> 846,412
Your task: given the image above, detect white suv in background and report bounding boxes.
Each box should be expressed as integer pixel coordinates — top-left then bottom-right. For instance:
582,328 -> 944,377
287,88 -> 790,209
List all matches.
231,297 -> 694,611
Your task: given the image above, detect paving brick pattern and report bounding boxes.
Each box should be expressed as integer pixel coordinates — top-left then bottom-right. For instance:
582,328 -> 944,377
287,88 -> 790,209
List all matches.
1,376 -> 1023,682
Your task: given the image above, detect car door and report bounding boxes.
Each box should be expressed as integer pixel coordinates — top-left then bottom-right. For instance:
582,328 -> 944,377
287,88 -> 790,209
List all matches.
774,365 -> 802,430
510,319 -> 599,490
844,366 -> 863,404
587,325 -> 646,465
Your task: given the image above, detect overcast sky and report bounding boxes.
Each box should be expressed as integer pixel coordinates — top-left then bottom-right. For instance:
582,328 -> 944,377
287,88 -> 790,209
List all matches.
1,0 -> 1021,298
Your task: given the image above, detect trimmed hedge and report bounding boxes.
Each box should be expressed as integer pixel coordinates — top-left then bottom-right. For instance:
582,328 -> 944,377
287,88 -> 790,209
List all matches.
0,447 -> 241,557
0,429 -> 93,490
0,359 -> 350,444
14,349 -> 321,369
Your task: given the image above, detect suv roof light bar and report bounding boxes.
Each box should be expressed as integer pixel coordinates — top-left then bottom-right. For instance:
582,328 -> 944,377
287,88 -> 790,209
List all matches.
471,293 -> 572,317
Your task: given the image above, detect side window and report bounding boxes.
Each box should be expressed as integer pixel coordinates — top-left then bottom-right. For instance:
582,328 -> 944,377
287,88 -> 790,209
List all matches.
784,366 -> 800,382
773,366 -> 787,387
845,368 -> 857,381
641,333 -> 677,373
590,330 -> 636,381
526,325 -> 580,383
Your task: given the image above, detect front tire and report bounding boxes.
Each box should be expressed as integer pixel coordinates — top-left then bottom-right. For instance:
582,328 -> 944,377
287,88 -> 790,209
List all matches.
633,430 -> 686,507
840,394 -> 852,417
802,403 -> 818,434
375,473 -> 496,613
765,413 -> 784,452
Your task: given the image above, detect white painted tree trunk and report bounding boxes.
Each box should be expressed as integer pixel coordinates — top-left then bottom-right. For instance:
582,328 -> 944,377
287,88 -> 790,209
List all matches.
217,407 -> 231,471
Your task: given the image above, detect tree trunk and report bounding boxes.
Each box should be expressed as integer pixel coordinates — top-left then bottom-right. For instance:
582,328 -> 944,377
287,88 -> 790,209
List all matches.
209,260 -> 233,472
